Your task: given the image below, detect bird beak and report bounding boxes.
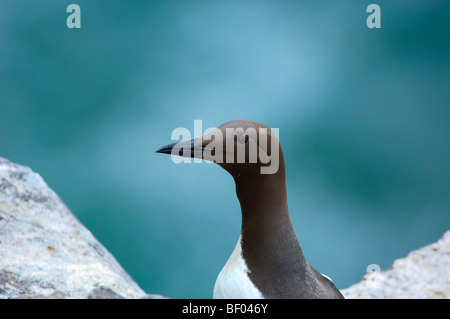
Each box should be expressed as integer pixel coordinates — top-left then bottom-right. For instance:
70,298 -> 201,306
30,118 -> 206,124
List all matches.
156,138 -> 211,159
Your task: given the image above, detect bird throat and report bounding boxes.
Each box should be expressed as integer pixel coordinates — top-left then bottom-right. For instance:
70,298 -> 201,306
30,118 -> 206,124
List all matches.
233,168 -> 308,298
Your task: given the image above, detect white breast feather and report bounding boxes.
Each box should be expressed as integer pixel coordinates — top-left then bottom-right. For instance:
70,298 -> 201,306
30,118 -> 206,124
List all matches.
213,235 -> 264,299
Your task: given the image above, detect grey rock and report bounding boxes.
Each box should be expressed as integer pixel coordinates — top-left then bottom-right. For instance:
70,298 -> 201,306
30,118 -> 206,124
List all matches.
0,157 -> 148,299
1,156 -> 447,299
15,291 -> 66,299
86,287 -> 167,299
140,293 -> 170,299
87,287 -> 125,299
341,230 -> 450,299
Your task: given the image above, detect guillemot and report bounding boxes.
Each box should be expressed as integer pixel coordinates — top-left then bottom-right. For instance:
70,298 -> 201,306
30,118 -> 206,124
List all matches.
156,120 -> 344,299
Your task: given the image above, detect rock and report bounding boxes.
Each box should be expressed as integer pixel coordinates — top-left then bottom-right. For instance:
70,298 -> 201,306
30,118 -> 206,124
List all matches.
140,293 -> 169,299
87,287 -> 125,299
15,291 -> 66,299
341,230 -> 450,299
86,287 -> 167,299
1,156 -> 447,299
0,157 -> 148,299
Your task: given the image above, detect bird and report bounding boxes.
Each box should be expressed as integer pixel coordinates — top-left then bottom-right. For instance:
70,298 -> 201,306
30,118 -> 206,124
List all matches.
156,120 -> 344,299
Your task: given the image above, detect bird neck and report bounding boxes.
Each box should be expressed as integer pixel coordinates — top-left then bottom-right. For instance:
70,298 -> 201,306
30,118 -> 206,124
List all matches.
233,163 -> 307,271
235,169 -> 289,228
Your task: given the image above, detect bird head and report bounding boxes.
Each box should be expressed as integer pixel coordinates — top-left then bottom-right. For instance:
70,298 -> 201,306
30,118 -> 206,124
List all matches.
156,120 -> 282,177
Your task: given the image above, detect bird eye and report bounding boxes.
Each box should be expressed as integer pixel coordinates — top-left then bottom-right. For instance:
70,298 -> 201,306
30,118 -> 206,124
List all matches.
237,134 -> 249,144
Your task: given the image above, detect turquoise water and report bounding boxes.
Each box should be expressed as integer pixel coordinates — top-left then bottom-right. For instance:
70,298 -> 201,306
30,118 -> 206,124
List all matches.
1,1 -> 449,298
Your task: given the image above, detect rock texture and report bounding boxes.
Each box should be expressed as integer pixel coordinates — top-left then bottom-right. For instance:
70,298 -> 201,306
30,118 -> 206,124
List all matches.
0,156 -> 448,299
341,230 -> 450,299
0,157 -> 148,299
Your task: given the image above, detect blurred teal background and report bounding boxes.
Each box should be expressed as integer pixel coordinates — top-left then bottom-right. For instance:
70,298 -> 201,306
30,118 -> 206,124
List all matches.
1,1 -> 449,298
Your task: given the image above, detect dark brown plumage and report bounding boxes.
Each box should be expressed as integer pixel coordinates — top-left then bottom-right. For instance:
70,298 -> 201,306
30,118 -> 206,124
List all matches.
157,120 -> 344,299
